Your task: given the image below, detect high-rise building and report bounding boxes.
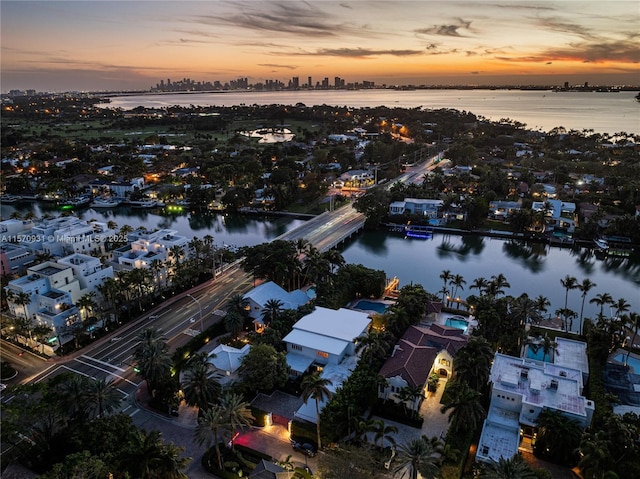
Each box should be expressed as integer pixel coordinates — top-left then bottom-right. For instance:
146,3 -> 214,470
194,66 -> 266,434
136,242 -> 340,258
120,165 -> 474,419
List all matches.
308,76 -> 312,88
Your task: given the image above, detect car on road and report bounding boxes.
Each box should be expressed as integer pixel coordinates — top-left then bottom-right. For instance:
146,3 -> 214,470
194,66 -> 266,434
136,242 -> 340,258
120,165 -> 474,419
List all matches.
290,439 -> 317,457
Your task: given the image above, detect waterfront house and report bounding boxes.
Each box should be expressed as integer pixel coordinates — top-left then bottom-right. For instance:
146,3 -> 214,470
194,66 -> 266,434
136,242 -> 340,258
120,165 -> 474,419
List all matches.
389,198 -> 444,218
378,323 -> 468,410
532,199 -> 577,233
476,351 -> 594,464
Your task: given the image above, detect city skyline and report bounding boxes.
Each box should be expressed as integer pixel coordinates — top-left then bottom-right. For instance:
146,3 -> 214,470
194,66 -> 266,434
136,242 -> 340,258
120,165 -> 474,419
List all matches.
1,0 -> 639,93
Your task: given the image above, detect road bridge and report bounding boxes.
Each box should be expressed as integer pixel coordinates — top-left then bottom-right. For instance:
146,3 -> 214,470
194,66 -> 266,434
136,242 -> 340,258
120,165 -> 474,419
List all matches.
276,204 -> 365,252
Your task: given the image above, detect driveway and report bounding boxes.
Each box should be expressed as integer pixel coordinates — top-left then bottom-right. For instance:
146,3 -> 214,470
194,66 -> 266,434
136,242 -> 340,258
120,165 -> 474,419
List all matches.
371,377 -> 452,447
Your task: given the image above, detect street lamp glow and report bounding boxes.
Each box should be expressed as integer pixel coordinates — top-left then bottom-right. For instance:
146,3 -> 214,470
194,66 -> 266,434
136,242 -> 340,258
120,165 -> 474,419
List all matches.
186,294 -> 204,332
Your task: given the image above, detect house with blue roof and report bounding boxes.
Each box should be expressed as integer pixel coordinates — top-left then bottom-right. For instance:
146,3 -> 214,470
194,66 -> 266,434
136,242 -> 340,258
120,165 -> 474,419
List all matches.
243,281 -> 311,332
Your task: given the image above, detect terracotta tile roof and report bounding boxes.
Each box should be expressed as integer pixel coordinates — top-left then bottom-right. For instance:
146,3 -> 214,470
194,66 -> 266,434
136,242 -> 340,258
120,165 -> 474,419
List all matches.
379,339 -> 438,387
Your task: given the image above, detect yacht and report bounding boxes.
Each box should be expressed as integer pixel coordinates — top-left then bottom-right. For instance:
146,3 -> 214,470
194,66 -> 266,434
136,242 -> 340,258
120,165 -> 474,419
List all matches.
90,197 -> 122,208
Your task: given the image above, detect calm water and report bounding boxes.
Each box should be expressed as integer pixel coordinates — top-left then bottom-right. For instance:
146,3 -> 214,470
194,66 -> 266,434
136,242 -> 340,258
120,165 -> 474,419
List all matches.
2,201 -> 638,325
0,201 -> 305,249
105,89 -> 640,135
340,230 -> 640,326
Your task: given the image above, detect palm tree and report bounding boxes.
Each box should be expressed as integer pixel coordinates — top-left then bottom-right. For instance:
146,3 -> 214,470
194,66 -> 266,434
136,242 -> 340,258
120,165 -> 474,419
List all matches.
301,372 -> 333,450
449,274 -> 466,306
578,279 -> 597,334
453,335 -> 494,390
560,275 -> 578,310
534,409 -> 582,465
181,352 -> 221,412
220,392 -> 254,447
124,429 -> 189,479
194,404 -> 229,470
372,419 -> 398,449
440,381 -> 486,436
134,329 -> 172,395
224,311 -> 244,339
470,277 -> 489,296
577,431 -> 612,479
480,453 -> 537,479
86,377 -> 122,419
439,270 -> 452,297
613,297 -> 630,318
226,293 -> 249,317
623,312 -> 640,367
486,274 -> 510,298
76,292 -> 97,321
590,292 -> 614,316
260,298 -> 284,326
533,295 -> 550,321
393,435 -> 443,479
323,248 -> 345,275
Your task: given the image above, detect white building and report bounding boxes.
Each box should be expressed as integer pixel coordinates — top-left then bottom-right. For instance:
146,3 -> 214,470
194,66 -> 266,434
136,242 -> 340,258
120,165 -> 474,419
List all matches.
283,307 -> 370,376
476,351 -> 594,464
208,343 -> 251,385
114,228 -> 188,273
532,200 -> 577,233
56,253 -> 114,294
5,261 -> 83,345
389,198 -> 444,218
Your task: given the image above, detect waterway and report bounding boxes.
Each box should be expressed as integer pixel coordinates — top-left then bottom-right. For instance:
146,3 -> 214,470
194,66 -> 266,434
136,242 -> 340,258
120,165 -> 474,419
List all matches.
2,200 -> 638,326
104,89 -> 640,136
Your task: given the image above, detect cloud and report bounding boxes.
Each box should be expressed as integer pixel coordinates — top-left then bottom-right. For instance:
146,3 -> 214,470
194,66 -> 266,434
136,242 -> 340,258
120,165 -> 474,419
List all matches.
257,63 -> 298,70
284,47 -> 424,58
496,39 -> 640,64
189,1 -> 374,38
415,18 -> 474,37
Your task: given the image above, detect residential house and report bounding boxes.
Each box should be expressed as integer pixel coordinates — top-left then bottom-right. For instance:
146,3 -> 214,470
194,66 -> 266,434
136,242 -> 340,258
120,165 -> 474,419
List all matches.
283,306 -> 371,376
476,351 -> 594,464
379,324 -> 469,410
5,261 -> 83,346
0,243 -> 35,278
56,253 -> 114,295
208,343 -> 251,385
488,201 -> 521,220
389,198 -> 444,218
243,281 -> 311,332
288,307 -> 371,425
532,199 -> 577,233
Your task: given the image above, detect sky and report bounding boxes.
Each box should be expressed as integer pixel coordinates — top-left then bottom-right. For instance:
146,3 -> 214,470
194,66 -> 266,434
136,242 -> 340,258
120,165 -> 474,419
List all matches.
1,0 -> 639,92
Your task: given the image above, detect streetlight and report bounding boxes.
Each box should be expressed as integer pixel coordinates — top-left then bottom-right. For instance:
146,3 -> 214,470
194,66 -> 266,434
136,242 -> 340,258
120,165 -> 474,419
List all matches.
186,294 -> 204,332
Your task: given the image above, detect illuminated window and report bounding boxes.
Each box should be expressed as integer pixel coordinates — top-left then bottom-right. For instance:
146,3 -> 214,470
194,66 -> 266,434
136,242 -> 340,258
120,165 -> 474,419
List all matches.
317,351 -> 329,359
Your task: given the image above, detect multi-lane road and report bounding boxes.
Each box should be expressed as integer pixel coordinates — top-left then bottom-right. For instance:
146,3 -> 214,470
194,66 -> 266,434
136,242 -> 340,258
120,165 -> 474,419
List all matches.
1,266 -> 254,406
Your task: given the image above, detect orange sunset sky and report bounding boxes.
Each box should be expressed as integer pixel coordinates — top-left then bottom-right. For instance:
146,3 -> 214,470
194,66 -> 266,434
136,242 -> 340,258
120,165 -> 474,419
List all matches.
1,0 -> 639,92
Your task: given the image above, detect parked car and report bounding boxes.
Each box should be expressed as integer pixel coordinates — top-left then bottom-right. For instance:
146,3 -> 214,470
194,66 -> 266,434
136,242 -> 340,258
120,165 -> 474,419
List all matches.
291,439 -> 317,457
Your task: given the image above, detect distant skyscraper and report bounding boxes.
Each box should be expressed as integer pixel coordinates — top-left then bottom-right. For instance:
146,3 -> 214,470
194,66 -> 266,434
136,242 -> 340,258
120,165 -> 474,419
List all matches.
308,76 -> 312,88
292,77 -> 299,89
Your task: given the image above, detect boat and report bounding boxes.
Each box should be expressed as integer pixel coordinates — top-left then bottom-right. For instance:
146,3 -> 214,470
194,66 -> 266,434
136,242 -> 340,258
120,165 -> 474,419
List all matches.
62,194 -> 92,208
90,197 -> 122,208
129,200 -> 157,208
0,194 -> 22,204
404,224 -> 434,239
594,238 -> 609,250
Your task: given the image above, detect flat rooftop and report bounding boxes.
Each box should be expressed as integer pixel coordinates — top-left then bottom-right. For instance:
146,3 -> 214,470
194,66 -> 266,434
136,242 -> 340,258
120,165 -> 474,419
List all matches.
555,337 -> 589,377
292,306 -> 371,342
477,418 -> 520,463
491,353 -> 587,417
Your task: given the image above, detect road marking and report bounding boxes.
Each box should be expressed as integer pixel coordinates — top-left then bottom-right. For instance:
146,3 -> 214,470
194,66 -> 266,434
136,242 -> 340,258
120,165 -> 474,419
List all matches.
213,309 -> 226,316
81,355 -> 125,372
73,358 -> 138,386
129,408 -> 140,417
184,329 -> 199,337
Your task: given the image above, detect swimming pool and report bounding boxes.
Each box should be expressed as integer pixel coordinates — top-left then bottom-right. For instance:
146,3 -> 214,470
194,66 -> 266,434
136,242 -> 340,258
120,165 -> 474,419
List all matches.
352,300 -> 389,314
526,347 -> 552,363
612,353 -> 640,373
445,317 -> 469,332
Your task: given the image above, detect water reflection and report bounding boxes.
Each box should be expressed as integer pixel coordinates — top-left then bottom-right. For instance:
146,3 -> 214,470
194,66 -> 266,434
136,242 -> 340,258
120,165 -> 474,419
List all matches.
357,231 -> 390,256
502,240 -> 547,274
437,234 -> 486,261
